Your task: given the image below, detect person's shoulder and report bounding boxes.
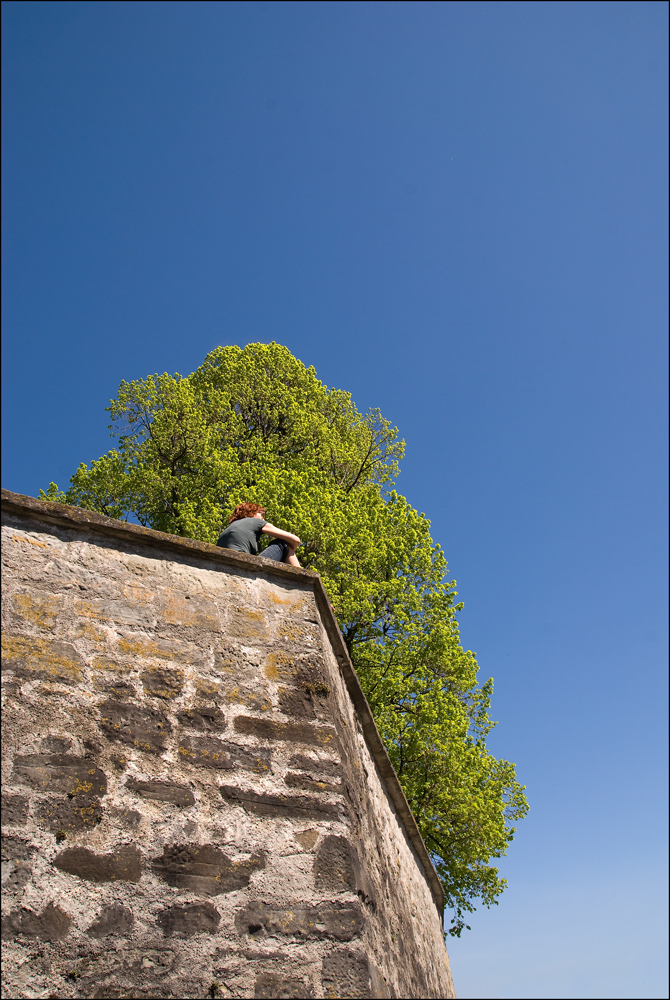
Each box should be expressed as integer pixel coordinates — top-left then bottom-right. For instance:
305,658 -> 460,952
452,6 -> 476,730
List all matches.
241,516 -> 266,529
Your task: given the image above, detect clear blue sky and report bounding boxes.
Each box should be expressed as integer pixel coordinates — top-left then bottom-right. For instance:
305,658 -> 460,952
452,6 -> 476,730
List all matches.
2,3 -> 667,997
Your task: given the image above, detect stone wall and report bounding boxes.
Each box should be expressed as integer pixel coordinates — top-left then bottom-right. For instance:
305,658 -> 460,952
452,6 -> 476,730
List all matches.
1,491 -> 456,1000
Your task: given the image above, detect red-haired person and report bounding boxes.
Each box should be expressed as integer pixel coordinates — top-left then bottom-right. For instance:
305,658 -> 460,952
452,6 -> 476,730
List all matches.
216,503 -> 301,567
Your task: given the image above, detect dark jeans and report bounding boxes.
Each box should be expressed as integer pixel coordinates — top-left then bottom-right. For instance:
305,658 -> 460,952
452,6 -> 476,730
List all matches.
262,539 -> 289,562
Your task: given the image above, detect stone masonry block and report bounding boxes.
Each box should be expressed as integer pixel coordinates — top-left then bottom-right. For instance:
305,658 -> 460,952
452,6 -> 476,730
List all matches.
151,843 -> 265,894
226,607 -> 270,642
156,901 -> 221,936
125,777 -> 195,807
294,829 -> 319,851
238,900 -> 365,941
1,633 -> 85,685
288,754 -> 342,777
254,971 -> 316,998
53,844 -> 143,883
13,754 -> 107,797
1,902 -> 72,942
234,715 -> 339,750
263,651 -> 329,688
114,631 -> 204,665
86,904 -> 135,939
36,794 -> 104,834
1,793 -> 29,826
285,772 -> 342,794
177,705 -> 226,732
158,588 -> 221,629
2,835 -> 36,861
322,947 -> 373,999
278,687 -> 318,719
219,785 -> 344,822
275,618 -> 321,648
177,735 -> 271,773
140,666 -> 185,700
69,593 -> 157,629
98,699 -> 171,753
313,836 -> 358,892
9,588 -> 64,629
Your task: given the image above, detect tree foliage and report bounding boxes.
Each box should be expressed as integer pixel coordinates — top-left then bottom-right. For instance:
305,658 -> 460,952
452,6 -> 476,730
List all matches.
41,342 -> 528,935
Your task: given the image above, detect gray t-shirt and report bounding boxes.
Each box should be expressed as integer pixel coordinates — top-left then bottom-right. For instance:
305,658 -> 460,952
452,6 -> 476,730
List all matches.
216,517 -> 267,555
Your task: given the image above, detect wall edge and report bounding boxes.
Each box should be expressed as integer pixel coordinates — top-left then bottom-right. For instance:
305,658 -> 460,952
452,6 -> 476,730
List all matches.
0,487 -> 446,925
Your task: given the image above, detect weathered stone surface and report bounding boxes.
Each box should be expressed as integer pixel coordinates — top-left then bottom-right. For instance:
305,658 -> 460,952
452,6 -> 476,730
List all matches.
255,580 -> 318,619
285,771 -> 341,794
197,669 -> 272,711
70,590 -> 158,628
87,904 -> 135,938
1,902 -> 71,941
151,843 -> 265,895
263,651 -> 328,688
1,835 -> 36,861
234,715 -> 339,750
126,777 -> 195,807
275,618 -> 321,648
98,699 -> 171,753
91,654 -> 137,696
13,753 -> 107,796
314,836 -> 358,892
294,829 -> 319,851
288,754 -> 342,777
279,687 -> 320,719
140,666 -> 184,700
115,631 -> 203,666
237,901 -> 365,941
59,946 -> 179,997
195,677 -> 224,701
1,792 -> 29,826
322,948 -> 372,999
220,785 -> 344,821
226,607 -> 269,641
1,633 -> 85,684
53,844 -> 143,882
159,587 -> 221,630
3,858 -> 33,892
36,794 -> 104,833
254,972 -> 315,998
10,588 -> 64,629
96,678 -> 138,699
39,735 -> 74,752
177,705 -> 226,732
178,735 -> 271,773
156,901 -> 221,936
107,806 -> 143,828
1,500 -> 455,1000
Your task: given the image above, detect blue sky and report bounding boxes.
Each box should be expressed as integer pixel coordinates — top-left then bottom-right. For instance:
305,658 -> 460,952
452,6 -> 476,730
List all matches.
2,2 -> 667,997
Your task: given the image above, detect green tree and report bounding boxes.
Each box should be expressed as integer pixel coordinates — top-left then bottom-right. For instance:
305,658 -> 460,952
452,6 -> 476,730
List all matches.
41,342 -> 528,935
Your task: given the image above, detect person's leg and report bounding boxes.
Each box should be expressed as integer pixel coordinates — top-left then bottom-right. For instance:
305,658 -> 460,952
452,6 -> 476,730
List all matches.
262,539 -> 301,567
284,545 -> 301,567
262,539 -> 288,562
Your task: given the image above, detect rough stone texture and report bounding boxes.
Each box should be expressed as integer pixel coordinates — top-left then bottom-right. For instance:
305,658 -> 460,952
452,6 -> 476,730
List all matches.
1,491 -> 455,999
53,844 -> 143,883
86,903 -> 135,938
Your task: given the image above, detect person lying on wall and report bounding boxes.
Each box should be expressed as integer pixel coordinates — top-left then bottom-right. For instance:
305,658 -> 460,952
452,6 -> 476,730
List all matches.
216,502 -> 302,567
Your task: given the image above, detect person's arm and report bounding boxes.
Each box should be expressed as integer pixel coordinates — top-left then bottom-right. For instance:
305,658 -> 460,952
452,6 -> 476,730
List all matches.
261,523 -> 301,548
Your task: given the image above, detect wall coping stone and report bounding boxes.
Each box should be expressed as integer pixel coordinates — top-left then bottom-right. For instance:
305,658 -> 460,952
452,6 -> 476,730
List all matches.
1,488 -> 445,922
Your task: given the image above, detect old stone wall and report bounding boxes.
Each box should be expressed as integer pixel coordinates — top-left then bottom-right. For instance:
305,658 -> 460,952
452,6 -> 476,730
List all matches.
1,491 -> 455,1000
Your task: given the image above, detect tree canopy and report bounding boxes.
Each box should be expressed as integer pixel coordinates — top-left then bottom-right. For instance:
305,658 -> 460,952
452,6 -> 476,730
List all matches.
41,341 -> 528,935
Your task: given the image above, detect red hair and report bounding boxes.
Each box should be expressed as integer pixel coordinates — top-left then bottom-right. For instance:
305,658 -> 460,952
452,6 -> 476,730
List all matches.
228,502 -> 266,524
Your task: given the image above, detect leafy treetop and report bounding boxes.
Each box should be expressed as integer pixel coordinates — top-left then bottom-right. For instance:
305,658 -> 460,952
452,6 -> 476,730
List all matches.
41,342 -> 528,935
